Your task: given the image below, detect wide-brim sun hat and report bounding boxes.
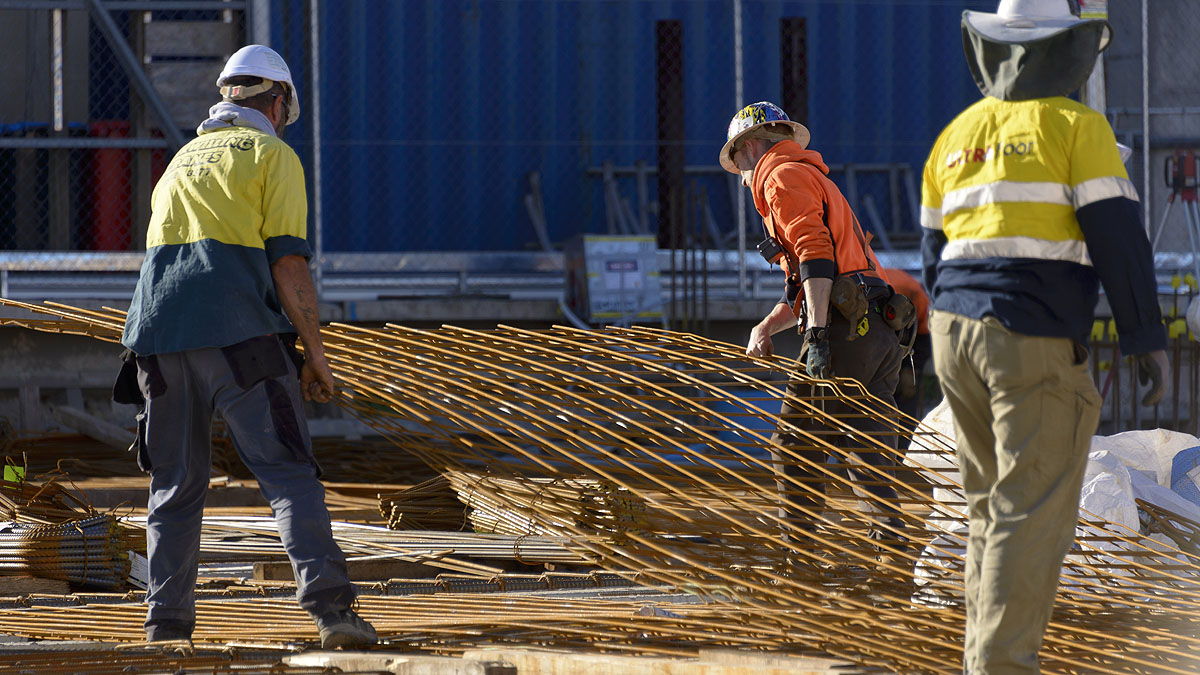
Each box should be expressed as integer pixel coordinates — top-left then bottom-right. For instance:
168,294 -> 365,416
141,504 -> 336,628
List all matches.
719,101 -> 810,175
963,0 -> 1110,50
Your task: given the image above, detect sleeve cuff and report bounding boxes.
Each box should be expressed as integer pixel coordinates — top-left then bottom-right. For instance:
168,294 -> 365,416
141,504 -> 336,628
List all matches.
264,235 -> 312,264
779,280 -> 801,308
1118,322 -> 1168,356
798,258 -> 836,281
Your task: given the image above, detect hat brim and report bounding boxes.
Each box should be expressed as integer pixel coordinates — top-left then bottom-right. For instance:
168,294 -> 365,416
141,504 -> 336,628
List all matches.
963,11 -> 1110,50
719,120 -> 810,174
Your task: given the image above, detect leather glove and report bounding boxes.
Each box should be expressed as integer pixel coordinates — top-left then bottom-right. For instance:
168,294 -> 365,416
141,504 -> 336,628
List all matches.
802,326 -> 831,379
1135,350 -> 1170,407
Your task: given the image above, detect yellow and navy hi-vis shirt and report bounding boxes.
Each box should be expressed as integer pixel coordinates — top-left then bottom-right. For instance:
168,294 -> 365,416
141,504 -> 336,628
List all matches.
121,126 -> 310,356
920,96 -> 1165,355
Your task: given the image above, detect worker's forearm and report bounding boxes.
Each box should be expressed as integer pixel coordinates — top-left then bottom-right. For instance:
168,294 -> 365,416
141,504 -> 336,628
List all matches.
270,255 -> 326,357
758,302 -> 799,336
803,277 -> 832,329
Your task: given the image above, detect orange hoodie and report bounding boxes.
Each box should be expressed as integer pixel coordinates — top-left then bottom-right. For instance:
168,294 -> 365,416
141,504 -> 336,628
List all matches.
751,141 -> 885,289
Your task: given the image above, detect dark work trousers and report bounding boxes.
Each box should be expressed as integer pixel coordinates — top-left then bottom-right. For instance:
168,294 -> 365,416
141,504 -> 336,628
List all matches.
769,309 -> 904,532
895,332 -> 933,427
134,335 -> 354,638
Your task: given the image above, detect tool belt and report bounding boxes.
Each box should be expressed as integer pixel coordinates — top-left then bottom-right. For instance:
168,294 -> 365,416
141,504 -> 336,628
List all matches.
830,273 -> 889,339
829,272 -> 916,346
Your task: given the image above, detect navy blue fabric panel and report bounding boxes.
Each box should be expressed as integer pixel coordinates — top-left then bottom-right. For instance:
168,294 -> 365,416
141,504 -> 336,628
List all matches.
921,228 -> 947,300
1077,196 -> 1166,355
799,258 -> 836,282
929,257 -> 1101,346
264,235 -> 312,264
122,240 -> 294,356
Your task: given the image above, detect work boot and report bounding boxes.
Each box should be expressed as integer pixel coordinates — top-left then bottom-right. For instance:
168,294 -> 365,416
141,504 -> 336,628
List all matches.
316,607 -> 378,649
145,619 -> 192,643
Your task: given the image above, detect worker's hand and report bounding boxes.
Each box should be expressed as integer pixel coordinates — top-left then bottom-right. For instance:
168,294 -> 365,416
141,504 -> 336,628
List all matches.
300,351 -> 337,403
803,328 -> 832,379
746,324 -> 775,358
1135,350 -> 1170,407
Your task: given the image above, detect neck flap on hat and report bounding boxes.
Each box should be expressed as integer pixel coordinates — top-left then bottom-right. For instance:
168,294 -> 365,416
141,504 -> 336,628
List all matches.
961,20 -> 1107,101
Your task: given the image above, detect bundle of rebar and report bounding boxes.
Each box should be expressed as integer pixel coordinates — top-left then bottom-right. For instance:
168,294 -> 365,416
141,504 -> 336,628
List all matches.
0,592 -> 828,657
7,301 -> 1200,673
379,475 -> 468,531
0,514 -> 135,590
1,469 -> 144,590
1,473 -> 98,525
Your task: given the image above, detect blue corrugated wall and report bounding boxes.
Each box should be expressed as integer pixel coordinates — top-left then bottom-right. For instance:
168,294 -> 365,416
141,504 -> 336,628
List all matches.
268,0 -> 992,252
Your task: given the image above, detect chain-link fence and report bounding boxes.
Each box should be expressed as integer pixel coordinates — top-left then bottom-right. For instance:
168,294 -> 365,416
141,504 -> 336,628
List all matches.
1,1 -> 1197,283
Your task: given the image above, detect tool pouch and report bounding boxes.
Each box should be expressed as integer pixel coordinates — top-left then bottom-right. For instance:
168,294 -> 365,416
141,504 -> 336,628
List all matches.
881,292 -> 916,332
112,348 -> 144,406
830,275 -> 869,332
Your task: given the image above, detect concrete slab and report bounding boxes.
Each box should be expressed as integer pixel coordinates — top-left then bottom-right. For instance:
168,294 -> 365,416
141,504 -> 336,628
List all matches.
284,650 -> 515,674
460,648 -> 868,675
284,648 -> 870,674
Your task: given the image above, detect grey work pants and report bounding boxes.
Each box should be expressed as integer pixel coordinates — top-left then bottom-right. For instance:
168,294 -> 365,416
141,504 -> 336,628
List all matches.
930,311 -> 1100,675
770,308 -> 904,530
134,335 -> 354,635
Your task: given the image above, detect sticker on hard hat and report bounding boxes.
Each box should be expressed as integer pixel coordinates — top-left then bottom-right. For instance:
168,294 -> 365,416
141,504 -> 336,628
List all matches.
739,106 -> 768,125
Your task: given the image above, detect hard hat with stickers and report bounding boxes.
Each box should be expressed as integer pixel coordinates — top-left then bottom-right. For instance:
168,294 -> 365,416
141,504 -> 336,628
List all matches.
719,101 -> 810,175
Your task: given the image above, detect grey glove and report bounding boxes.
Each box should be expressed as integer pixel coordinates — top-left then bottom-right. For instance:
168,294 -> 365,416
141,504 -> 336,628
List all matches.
1135,350 -> 1169,407
802,326 -> 831,379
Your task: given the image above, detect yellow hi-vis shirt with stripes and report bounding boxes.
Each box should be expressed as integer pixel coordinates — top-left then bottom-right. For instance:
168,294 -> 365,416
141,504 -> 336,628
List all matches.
920,96 -> 1138,267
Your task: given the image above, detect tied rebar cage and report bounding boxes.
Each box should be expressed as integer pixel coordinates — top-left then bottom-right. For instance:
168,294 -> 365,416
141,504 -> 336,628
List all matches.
3,301 -> 1200,672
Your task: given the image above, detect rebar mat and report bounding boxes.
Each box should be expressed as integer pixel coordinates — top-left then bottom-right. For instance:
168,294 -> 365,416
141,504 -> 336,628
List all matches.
3,300 -> 1200,674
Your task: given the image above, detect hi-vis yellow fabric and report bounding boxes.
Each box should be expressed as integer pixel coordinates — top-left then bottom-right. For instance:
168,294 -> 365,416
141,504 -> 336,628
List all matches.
122,124 -> 310,356
921,96 -> 1135,265
147,127 -> 306,249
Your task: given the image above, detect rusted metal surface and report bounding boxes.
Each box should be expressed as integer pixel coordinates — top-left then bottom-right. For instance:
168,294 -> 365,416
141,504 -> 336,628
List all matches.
3,301 -> 1200,674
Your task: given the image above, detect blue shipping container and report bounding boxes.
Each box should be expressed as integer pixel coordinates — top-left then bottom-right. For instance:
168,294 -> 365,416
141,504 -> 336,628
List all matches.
265,0 -> 993,252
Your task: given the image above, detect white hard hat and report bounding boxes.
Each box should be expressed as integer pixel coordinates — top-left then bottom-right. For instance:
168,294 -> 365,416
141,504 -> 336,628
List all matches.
217,45 -> 300,125
964,0 -> 1110,50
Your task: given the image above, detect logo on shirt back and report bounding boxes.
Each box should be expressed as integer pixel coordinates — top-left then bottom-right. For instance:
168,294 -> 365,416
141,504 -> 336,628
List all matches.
945,140 -> 1036,169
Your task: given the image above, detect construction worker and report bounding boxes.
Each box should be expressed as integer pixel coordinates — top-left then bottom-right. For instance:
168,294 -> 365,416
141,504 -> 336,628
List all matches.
726,101 -> 909,547
116,45 -> 377,649
921,2 -> 1169,672
882,268 -> 932,426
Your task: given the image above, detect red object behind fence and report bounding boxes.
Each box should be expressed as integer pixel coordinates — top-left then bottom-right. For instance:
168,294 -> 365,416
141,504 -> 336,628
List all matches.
88,121 -> 167,251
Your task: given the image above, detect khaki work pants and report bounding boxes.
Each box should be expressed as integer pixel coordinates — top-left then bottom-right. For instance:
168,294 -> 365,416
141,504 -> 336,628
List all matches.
930,311 -> 1100,675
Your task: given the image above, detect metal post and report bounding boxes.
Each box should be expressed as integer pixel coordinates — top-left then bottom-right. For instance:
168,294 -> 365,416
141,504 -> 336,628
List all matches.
1080,1 -> 1106,114
249,0 -> 271,44
310,0 -> 324,298
1141,0 -> 1150,233
733,0 -> 746,297
48,8 -> 68,249
51,8 -> 63,132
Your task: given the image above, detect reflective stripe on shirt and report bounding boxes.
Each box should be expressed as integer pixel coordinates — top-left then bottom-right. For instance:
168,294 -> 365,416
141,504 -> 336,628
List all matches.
920,205 -> 943,231
941,235 -> 1092,266
1073,175 -> 1139,209
942,181 -> 1071,217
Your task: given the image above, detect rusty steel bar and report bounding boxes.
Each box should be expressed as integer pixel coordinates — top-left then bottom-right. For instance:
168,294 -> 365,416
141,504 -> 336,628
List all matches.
5,301 -> 1200,674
